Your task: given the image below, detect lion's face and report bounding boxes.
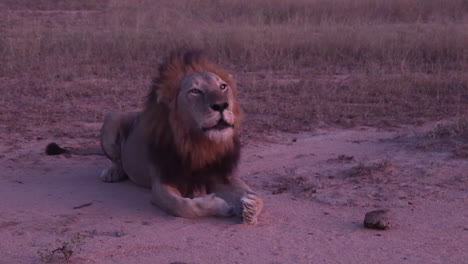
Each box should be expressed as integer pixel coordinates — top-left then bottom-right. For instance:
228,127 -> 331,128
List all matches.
176,72 -> 236,142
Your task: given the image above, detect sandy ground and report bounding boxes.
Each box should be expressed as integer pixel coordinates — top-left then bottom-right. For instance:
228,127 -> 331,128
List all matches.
1,126 -> 467,264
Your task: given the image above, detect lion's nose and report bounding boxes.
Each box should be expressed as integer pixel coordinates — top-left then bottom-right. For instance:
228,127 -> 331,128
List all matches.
210,102 -> 229,112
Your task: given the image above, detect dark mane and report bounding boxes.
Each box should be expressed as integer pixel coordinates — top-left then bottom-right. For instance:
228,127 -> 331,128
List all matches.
140,50 -> 243,196
141,49 -> 241,148
148,136 -> 241,197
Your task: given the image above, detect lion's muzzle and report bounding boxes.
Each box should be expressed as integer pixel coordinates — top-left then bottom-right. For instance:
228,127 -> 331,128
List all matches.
202,119 -> 234,132
210,102 -> 229,112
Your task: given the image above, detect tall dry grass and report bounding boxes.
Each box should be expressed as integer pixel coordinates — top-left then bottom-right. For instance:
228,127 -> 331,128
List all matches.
2,0 -> 468,75
0,0 -> 467,137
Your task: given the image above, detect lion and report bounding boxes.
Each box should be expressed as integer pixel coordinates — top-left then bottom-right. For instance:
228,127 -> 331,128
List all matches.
47,50 -> 263,224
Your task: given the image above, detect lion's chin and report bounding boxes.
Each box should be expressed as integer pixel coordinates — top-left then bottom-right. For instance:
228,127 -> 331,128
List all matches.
204,127 -> 234,143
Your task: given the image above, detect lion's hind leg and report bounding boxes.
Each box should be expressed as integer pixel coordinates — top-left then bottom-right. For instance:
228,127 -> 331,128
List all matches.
100,165 -> 128,182
99,112 -> 138,183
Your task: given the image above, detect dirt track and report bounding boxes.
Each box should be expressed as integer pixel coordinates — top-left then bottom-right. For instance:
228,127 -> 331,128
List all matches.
1,126 -> 467,263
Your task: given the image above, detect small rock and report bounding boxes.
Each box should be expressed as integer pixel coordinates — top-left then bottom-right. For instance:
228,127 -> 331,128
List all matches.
113,231 -> 125,237
364,209 -> 391,230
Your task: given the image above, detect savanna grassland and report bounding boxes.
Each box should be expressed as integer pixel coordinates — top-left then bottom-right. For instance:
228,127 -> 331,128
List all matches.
1,2 -> 468,263
1,0 -> 468,138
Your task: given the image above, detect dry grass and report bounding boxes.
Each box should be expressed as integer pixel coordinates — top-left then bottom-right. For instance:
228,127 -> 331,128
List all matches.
243,72 -> 468,131
427,118 -> 468,139
3,0 -> 468,75
348,160 -> 393,178
37,233 -> 86,263
422,118 -> 468,158
1,0 -> 467,138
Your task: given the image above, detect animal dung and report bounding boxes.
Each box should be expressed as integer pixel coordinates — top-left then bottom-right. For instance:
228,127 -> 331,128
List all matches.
363,209 -> 391,230
45,142 -> 68,155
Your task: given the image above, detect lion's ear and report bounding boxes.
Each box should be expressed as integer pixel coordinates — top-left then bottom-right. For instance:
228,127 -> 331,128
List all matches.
225,73 -> 236,87
155,90 -> 175,106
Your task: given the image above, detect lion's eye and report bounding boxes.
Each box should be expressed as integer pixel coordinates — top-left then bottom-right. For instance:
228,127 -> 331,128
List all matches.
189,88 -> 202,95
220,83 -> 228,91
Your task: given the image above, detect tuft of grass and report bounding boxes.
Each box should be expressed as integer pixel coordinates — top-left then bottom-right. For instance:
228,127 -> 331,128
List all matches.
264,167 -> 319,198
426,118 -> 468,140
422,118 -> 468,158
348,160 -> 393,178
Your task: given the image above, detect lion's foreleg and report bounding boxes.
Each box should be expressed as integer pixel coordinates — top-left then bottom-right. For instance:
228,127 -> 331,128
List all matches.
212,177 -> 263,225
151,180 -> 233,218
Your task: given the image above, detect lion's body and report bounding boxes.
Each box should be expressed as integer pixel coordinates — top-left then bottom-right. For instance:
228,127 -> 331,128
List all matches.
99,51 -> 263,224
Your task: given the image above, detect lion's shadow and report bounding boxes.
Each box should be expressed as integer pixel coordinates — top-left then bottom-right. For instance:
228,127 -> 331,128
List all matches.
49,159 -> 241,224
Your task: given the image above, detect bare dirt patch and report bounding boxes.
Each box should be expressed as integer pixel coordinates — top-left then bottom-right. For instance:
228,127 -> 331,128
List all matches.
2,125 -> 466,263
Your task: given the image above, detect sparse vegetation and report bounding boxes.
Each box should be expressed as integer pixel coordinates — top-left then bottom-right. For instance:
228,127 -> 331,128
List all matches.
1,0 -> 467,137
348,160 -> 393,178
265,167 -> 319,197
422,118 -> 468,158
426,118 -> 468,140
37,233 -> 86,263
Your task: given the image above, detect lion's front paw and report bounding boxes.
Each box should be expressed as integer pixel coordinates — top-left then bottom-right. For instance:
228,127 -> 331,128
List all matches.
209,194 -> 234,217
197,194 -> 234,217
241,193 -> 263,225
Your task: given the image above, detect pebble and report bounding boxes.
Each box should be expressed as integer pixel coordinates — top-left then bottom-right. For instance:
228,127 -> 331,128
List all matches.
364,209 -> 391,230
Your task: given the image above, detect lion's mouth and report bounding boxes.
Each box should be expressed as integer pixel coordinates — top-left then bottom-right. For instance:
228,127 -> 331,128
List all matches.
203,119 -> 234,132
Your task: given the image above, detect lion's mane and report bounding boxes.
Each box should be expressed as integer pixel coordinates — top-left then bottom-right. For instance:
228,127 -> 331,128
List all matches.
141,50 -> 243,195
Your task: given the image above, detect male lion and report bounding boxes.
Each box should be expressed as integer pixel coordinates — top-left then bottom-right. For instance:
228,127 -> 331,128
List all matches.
47,50 -> 263,224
